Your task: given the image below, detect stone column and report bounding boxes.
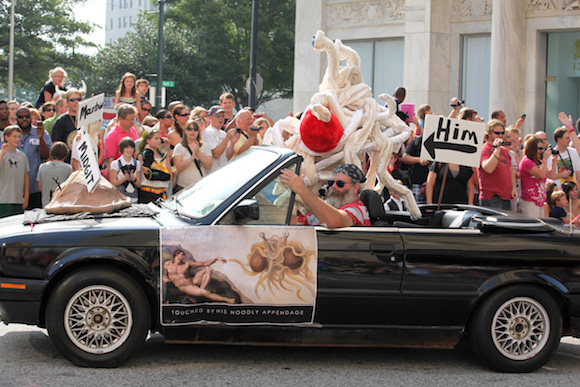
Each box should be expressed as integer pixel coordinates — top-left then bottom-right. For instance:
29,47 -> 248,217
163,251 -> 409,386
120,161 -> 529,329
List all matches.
489,0 -> 526,125
293,0 -> 326,113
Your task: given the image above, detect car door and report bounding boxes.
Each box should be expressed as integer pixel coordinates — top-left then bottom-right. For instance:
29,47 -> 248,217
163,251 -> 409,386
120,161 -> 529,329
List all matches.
314,227 -> 404,325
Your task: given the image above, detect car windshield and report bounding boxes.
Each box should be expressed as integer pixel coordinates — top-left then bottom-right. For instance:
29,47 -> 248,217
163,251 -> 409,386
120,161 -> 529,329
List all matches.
168,148 -> 281,219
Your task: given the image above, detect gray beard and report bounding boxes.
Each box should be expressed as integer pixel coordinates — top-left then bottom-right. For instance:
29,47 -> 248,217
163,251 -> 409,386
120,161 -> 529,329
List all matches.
326,188 -> 358,209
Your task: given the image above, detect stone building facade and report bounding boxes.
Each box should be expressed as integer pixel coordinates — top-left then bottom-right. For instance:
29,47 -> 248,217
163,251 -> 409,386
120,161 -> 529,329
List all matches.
294,0 -> 580,140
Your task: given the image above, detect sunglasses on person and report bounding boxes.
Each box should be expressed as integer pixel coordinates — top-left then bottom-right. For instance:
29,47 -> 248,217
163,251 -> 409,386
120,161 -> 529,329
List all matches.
328,179 -> 352,188
493,131 -> 505,135
185,127 -> 199,132
538,147 -> 546,151
17,114 -> 31,119
68,98 -> 82,102
44,108 -> 55,112
176,112 -> 190,117
215,114 -> 225,118
141,107 -> 152,112
163,115 -> 173,119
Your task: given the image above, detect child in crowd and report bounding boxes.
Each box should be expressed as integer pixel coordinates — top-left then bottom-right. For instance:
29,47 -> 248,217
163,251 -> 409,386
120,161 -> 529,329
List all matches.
384,179 -> 407,212
0,126 -> 29,217
138,129 -> 172,203
549,190 -> 570,223
136,79 -> 150,98
37,141 -> 72,207
109,137 -> 141,202
115,72 -> 141,112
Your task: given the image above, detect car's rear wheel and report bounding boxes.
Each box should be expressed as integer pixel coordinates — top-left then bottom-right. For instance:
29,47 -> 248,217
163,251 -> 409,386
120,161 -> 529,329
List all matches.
469,285 -> 562,372
46,267 -> 150,367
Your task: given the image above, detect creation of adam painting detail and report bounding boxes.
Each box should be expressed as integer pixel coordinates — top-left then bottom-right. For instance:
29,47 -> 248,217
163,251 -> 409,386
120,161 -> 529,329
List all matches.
160,226 -> 317,325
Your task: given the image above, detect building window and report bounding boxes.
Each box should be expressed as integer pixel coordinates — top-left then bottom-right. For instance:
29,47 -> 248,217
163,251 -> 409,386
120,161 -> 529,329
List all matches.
111,1 -> 114,10
124,0 -> 127,8
343,38 -> 404,104
123,17 -> 127,28
110,18 -> 113,30
129,16 -> 132,27
118,17 -> 121,29
460,34 -> 491,121
130,0 -> 133,7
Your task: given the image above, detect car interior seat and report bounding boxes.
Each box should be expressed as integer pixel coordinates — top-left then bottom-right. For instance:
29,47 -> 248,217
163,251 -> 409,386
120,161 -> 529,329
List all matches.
360,190 -> 393,226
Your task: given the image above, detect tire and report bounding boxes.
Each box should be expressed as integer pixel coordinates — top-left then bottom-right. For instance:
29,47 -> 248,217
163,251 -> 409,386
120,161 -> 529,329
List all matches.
469,285 -> 562,373
46,267 -> 151,367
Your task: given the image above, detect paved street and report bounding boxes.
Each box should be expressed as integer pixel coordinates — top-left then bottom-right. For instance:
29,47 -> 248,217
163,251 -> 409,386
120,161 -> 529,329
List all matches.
0,323 -> 580,386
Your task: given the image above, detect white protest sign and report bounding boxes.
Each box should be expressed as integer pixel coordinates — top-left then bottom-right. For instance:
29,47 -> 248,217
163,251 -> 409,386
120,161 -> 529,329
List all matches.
75,127 -> 101,193
77,93 -> 104,129
421,115 -> 486,168
74,94 -> 104,192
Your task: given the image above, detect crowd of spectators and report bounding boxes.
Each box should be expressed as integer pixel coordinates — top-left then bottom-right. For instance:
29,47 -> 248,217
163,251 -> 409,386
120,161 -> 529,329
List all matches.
1,72 -> 579,227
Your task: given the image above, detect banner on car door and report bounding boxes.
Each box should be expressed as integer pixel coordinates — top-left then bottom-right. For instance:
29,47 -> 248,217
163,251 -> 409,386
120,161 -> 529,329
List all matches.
160,226 -> 317,325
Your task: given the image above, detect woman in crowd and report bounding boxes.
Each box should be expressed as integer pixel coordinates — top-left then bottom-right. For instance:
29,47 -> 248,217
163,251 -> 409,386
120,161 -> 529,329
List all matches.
35,67 -> 67,109
190,106 -> 207,134
137,129 -> 172,203
168,104 -> 190,147
154,109 -> 174,157
563,181 -> 580,221
115,72 -> 141,112
519,136 -> 555,217
425,162 -> 474,205
172,120 -> 212,193
40,102 -> 56,121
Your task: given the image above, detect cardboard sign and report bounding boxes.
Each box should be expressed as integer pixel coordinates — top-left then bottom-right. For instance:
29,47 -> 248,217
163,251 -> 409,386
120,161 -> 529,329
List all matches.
75,127 -> 101,192
160,226 -> 317,326
77,93 -> 104,129
421,115 -> 485,168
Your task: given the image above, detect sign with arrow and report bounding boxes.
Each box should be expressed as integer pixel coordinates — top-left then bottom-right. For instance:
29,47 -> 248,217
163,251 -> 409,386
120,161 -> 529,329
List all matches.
420,115 -> 485,168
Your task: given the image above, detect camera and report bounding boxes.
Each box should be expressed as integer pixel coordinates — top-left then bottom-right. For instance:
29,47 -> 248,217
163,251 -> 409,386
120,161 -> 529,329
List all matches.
552,148 -> 560,155
500,141 -> 512,146
37,121 -> 43,127
450,100 -> 464,107
250,126 -> 261,132
236,128 -> 243,134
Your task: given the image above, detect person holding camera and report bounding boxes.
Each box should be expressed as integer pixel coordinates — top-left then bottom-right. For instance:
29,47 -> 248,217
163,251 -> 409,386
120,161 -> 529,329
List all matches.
546,126 -> 580,191
518,136 -> 556,217
479,119 -> 517,210
231,109 -> 262,159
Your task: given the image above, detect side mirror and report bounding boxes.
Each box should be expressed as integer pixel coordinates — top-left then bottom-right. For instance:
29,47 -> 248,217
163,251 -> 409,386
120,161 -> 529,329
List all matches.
234,198 -> 259,224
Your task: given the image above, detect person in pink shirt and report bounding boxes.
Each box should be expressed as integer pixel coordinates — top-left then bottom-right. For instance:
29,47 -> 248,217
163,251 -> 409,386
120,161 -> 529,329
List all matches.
519,136 -> 556,217
105,105 -> 140,175
479,119 -> 518,210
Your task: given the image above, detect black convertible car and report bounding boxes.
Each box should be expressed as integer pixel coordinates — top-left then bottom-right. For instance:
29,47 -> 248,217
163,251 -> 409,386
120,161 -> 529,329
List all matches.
1,146 -> 579,373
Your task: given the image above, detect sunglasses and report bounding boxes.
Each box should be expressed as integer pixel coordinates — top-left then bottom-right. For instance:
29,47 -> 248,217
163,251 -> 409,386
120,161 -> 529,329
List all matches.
44,109 -> 55,112
215,114 -> 225,118
328,179 -> 351,188
193,116 -> 204,121
68,98 -> 82,102
163,115 -> 173,119
17,114 -> 31,119
538,147 -> 545,151
185,127 -> 199,132
493,131 -> 505,135
141,107 -> 152,112
176,112 -> 190,117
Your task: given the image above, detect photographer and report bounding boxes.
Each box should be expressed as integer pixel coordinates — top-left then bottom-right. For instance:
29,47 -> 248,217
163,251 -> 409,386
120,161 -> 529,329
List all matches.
518,136 -> 556,217
546,126 -> 580,191
479,119 -> 517,210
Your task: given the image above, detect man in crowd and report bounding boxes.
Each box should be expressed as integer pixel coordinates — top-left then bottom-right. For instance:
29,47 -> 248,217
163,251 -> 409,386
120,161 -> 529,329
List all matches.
43,97 -> 68,135
232,109 -> 262,158
547,126 -> 580,190
105,105 -> 140,174
0,100 -> 10,131
8,100 -> 19,125
280,164 -> 371,228
201,106 -> 239,173
479,119 -> 517,210
491,109 -> 526,129
459,107 -> 483,122
51,89 -> 83,146
14,106 -> 52,209
220,92 -> 236,130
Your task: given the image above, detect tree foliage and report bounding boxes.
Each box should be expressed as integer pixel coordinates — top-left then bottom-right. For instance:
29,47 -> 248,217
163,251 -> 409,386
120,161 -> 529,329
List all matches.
88,0 -> 295,109
0,0 -> 95,101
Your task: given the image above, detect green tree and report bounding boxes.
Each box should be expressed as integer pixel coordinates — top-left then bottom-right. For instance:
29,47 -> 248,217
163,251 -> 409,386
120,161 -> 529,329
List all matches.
88,0 -> 295,109
0,0 -> 95,101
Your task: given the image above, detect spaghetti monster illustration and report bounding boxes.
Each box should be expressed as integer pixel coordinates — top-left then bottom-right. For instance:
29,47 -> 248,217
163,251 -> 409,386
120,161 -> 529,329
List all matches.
230,232 -> 316,303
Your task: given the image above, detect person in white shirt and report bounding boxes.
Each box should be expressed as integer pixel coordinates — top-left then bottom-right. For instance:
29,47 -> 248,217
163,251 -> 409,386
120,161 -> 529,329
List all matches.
547,126 -> 580,191
200,105 -> 239,173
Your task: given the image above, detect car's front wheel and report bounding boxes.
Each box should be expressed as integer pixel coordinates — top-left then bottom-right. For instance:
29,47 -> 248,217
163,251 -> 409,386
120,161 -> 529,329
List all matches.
46,267 -> 150,367
469,285 -> 562,372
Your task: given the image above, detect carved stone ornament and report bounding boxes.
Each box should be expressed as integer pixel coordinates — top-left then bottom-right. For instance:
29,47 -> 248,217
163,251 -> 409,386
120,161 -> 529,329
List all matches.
327,0 -> 405,27
527,0 -> 580,13
451,0 -> 493,21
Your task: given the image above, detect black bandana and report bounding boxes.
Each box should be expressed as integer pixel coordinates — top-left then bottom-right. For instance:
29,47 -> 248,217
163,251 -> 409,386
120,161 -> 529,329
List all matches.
334,164 -> 366,183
